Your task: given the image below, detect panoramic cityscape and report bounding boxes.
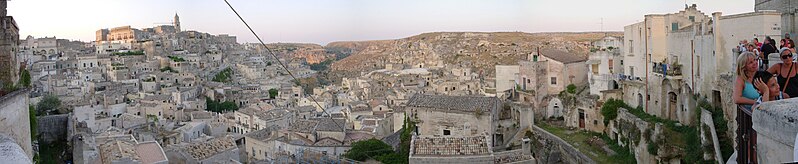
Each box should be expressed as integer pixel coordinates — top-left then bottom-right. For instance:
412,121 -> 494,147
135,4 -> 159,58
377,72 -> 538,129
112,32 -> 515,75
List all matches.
0,0 -> 797,164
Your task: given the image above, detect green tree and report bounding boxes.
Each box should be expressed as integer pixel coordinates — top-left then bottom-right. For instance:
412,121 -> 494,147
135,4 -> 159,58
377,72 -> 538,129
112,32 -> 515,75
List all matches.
19,69 -> 31,88
600,98 -> 627,125
344,138 -> 394,161
37,94 -> 61,115
566,84 -> 577,94
268,88 -> 279,99
29,105 -> 37,139
220,101 -> 239,111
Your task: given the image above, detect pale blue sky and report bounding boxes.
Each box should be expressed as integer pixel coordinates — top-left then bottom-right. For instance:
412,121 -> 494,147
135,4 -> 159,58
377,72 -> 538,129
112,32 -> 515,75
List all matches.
8,0 -> 753,45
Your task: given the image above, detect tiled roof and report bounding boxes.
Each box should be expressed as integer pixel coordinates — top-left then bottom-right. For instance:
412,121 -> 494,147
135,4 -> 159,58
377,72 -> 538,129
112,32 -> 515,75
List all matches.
407,94 -> 499,113
99,140 -> 139,163
184,136 -> 236,160
412,135 -> 491,156
311,118 -> 346,132
288,119 -> 318,134
539,49 -> 587,64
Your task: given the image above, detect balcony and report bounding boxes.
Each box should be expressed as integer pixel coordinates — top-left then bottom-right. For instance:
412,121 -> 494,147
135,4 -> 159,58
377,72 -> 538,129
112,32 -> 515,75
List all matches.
653,63 -> 682,78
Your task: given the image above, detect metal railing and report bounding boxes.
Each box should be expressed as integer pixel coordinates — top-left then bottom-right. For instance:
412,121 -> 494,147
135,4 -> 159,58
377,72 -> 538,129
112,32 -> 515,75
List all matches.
653,63 -> 683,76
737,105 -> 757,164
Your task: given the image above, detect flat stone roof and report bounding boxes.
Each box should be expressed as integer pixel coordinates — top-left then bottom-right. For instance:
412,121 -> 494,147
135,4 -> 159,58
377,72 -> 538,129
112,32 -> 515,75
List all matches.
135,141 -> 167,163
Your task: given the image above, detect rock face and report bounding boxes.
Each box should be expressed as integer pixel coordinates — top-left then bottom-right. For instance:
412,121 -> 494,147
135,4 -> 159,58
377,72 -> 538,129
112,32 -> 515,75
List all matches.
326,32 -> 620,80
265,43 -> 336,64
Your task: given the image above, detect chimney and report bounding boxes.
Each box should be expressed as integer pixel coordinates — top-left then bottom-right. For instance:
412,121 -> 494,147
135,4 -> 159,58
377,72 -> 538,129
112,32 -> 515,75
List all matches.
522,137 -> 531,155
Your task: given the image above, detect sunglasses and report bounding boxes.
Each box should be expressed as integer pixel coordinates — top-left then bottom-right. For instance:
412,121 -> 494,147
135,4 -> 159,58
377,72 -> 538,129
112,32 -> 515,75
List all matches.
783,54 -> 794,59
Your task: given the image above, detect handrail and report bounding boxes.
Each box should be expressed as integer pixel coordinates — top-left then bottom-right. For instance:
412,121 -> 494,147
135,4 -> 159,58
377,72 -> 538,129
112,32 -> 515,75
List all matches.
737,105 -> 757,164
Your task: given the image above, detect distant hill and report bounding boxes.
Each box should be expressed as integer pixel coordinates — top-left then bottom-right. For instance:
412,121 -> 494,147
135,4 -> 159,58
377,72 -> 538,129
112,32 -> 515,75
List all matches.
321,32 -> 621,82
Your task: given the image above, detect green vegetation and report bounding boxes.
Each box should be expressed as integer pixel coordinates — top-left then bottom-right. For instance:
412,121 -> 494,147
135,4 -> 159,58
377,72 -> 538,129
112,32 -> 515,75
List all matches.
325,47 -> 353,60
38,140 -> 69,164
37,94 -> 62,115
566,84 -> 577,94
212,68 -> 233,82
600,99 -> 718,163
111,50 -> 144,56
536,121 -> 634,163
309,59 -> 334,71
168,55 -> 186,62
600,98 -> 626,124
160,66 -> 177,73
268,88 -> 279,99
699,99 -> 734,161
205,97 -> 239,112
29,105 -> 36,140
344,139 -> 394,161
19,69 -> 30,88
341,115 -> 413,163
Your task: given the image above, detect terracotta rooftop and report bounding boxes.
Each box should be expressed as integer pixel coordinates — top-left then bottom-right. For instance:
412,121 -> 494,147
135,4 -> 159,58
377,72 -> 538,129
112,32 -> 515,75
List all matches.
412,135 -> 491,156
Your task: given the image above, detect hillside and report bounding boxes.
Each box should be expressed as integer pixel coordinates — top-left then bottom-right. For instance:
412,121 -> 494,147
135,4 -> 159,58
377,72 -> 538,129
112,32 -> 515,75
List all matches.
323,32 -> 621,82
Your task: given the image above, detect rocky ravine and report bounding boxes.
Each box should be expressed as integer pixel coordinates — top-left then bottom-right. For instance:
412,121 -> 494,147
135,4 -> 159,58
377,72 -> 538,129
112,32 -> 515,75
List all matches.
323,32 -> 621,82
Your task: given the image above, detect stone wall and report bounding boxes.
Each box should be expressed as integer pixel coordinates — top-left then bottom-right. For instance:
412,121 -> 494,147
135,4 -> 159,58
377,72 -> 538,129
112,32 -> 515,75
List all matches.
37,114 -> 68,143
0,89 -> 32,159
530,125 -> 594,164
752,98 -> 798,163
699,109 -> 724,163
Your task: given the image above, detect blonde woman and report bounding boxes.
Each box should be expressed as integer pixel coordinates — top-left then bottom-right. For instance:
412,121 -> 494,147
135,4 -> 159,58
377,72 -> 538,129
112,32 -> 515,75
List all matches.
734,52 -> 761,109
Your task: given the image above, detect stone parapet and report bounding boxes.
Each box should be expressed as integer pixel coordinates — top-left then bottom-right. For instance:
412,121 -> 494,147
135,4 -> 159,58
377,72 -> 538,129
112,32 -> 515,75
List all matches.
753,98 -> 798,163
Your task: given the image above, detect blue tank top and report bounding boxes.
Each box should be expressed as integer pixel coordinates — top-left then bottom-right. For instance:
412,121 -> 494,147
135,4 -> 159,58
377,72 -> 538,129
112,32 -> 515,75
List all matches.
742,82 -> 761,100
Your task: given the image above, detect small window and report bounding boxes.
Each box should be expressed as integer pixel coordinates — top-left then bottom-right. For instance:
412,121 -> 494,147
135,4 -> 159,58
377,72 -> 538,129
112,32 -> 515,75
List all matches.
550,77 -> 557,85
443,129 -> 451,136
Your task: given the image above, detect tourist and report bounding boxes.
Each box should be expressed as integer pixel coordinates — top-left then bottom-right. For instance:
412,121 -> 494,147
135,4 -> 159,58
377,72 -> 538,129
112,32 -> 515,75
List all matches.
734,52 -> 760,109
747,43 -> 760,55
740,39 -> 749,52
767,50 -> 798,98
761,38 -> 778,70
752,71 -> 786,109
754,38 -> 762,50
734,52 -> 762,164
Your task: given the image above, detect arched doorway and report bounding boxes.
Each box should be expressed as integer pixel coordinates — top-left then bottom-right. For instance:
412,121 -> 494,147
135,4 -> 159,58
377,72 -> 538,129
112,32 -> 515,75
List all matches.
669,92 -> 677,120
637,93 -> 643,108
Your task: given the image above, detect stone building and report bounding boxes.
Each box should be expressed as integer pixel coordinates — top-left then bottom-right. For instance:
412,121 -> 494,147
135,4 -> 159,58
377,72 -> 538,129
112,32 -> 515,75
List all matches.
587,40 -> 623,99
755,0 -> 798,35
621,5 -> 782,125
0,0 -> 19,86
495,65 -> 519,98
406,94 -> 498,138
20,36 -> 58,56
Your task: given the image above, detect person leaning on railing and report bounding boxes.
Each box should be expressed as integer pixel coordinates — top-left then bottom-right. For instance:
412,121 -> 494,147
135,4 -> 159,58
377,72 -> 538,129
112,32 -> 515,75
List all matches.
735,52 -> 762,109
767,49 -> 798,98
734,52 -> 768,164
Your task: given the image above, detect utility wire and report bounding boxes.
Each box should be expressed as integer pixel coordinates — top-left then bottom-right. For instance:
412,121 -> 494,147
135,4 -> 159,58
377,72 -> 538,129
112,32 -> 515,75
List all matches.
223,0 -> 346,132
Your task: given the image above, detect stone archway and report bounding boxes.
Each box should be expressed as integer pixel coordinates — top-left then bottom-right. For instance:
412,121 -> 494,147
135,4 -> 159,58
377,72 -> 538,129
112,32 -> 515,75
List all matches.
547,98 -> 563,118
609,80 -> 619,90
